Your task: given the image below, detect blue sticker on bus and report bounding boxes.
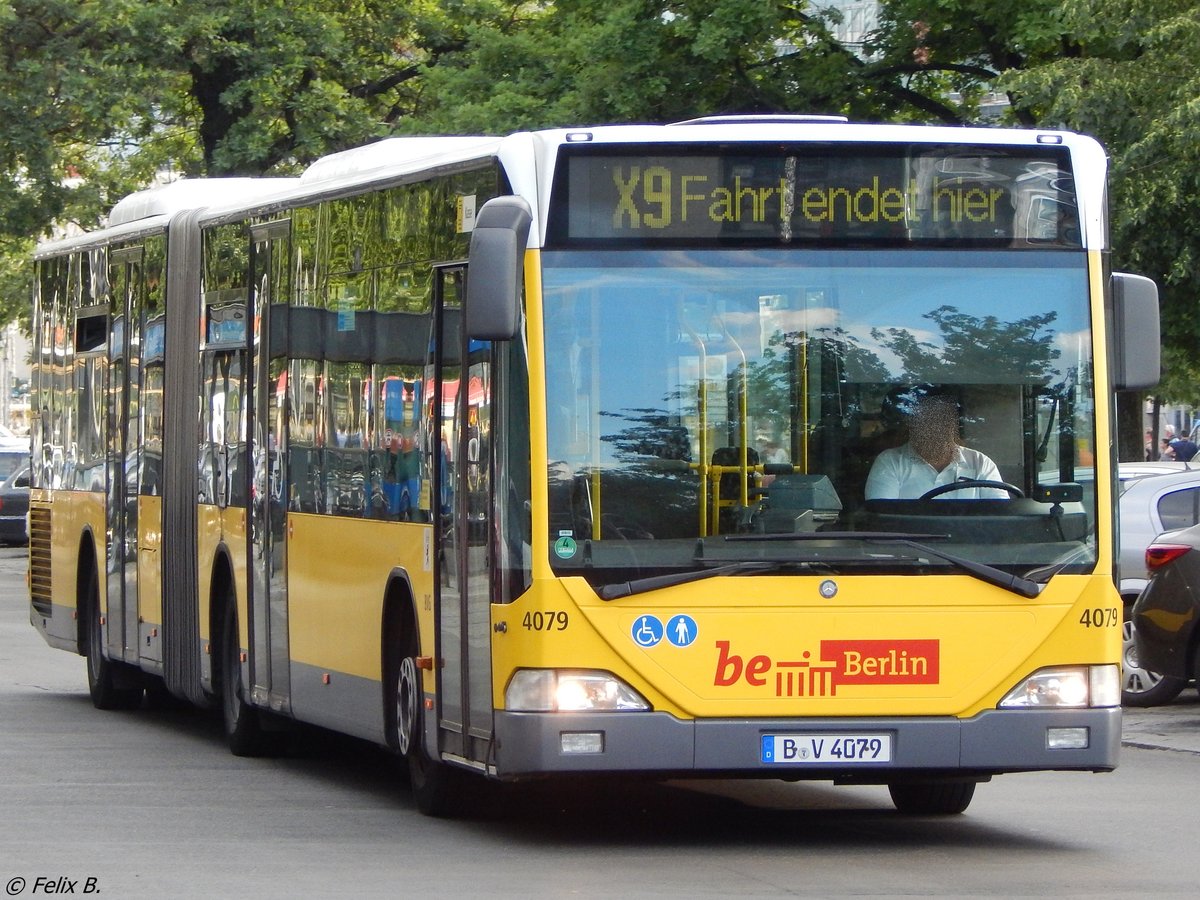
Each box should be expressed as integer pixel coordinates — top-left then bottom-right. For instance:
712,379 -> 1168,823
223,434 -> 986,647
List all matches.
631,615 -> 664,648
665,614 -> 698,647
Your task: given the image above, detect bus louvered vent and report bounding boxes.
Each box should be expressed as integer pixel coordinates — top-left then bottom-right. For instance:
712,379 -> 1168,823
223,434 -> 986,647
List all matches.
29,504 -> 52,616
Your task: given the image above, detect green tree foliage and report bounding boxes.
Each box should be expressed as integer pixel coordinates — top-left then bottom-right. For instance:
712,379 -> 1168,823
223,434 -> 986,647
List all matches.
406,0 -> 904,132
0,0 -> 493,324
406,0 -> 1084,132
869,0 -> 1076,124
110,0 -> 442,175
1002,2 -> 1200,344
872,307 -> 1062,385
0,0 -> 168,310
999,1 -> 1200,451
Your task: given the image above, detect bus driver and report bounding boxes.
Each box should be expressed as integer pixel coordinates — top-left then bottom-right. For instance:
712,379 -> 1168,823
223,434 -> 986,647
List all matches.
865,395 -> 1008,500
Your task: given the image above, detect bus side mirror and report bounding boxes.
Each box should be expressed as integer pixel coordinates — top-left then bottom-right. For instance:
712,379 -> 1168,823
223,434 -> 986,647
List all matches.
466,196 -> 533,341
1110,272 -> 1160,391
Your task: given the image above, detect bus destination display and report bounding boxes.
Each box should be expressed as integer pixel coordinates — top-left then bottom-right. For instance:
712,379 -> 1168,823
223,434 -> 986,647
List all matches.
554,147 -> 1080,246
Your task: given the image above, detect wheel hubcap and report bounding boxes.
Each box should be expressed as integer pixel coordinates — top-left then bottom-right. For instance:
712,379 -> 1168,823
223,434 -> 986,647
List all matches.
1122,619 -> 1162,692
397,656 -> 418,756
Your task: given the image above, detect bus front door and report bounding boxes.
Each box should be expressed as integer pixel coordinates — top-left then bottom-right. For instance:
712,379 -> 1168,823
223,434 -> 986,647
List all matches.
433,264 -> 494,766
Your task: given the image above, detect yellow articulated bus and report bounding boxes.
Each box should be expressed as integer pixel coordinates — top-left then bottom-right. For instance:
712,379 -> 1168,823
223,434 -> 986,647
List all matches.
30,117 -> 1160,816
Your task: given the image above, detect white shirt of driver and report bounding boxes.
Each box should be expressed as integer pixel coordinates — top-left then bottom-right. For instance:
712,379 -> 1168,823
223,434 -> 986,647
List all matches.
865,443 -> 1007,500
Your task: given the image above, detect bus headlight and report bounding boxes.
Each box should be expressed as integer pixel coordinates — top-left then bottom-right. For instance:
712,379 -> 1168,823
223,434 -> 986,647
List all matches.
505,669 -> 650,712
998,665 -> 1120,709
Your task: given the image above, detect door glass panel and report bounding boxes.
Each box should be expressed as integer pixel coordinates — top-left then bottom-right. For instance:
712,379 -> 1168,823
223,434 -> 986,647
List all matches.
464,330 -> 493,737
435,272 -> 463,736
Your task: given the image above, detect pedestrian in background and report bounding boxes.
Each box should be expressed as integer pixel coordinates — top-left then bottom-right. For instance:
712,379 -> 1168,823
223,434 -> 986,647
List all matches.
1170,436 -> 1198,462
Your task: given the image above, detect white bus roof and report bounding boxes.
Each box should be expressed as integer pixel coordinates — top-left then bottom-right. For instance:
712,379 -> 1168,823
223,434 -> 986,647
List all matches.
108,178 -> 300,226
298,136 -> 504,187
35,177 -> 302,257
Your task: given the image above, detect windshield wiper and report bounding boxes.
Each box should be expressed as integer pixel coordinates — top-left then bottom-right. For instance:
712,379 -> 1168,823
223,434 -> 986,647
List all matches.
1021,544 -> 1094,585
598,532 -> 1043,601
885,539 -> 1042,598
724,531 -> 1043,598
599,560 -> 797,601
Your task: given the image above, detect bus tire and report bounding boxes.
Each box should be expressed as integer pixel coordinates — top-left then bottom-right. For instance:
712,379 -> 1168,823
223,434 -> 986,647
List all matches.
219,601 -> 277,757
83,565 -> 143,711
888,779 -> 975,815
393,619 -> 465,817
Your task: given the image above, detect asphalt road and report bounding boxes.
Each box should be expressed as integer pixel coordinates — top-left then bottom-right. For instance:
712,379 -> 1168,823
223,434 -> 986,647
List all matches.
3,542 -> 1199,898
1123,693 -> 1200,754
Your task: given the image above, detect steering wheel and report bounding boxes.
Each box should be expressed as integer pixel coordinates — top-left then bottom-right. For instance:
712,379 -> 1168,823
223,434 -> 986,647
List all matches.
919,479 -> 1025,500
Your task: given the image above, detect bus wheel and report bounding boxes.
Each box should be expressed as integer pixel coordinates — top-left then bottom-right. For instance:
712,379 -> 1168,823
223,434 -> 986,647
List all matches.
888,780 -> 976,815
83,567 -> 142,711
396,655 -> 420,758
219,602 -> 276,757
394,630 -> 464,817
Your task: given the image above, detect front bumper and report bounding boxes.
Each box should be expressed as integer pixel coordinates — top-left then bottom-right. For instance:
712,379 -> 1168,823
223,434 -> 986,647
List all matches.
493,707 -> 1120,778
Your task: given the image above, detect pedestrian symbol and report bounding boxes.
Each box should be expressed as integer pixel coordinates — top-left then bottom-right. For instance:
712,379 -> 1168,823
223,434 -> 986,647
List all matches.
631,615 -> 664,648
665,614 -> 698,647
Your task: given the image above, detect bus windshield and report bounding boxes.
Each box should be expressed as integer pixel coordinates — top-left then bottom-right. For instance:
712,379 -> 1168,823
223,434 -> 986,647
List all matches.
541,247 -> 1095,585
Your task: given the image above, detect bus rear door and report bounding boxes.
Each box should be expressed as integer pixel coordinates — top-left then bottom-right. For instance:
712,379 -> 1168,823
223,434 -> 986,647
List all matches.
105,246 -> 143,667
248,220 -> 292,711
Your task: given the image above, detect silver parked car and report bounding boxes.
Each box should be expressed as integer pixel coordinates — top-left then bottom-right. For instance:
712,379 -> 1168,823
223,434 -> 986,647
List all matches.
1116,461 -> 1200,705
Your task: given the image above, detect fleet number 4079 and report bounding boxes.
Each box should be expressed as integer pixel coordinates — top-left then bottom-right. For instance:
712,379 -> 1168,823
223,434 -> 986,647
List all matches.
522,610 -> 569,631
1079,607 -> 1119,628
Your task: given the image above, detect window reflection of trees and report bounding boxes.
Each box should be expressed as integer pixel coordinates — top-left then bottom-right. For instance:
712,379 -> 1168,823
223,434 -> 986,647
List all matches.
281,164 -> 500,521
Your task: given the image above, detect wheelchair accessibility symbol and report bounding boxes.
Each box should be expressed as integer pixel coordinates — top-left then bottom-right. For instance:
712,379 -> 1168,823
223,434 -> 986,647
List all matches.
631,615 -> 664,648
